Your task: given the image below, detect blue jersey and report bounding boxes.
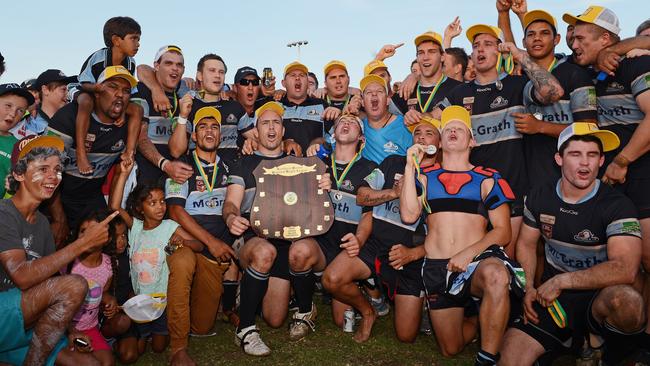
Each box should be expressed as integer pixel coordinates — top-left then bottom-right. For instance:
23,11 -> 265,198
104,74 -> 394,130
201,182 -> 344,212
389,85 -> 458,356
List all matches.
361,115 -> 412,164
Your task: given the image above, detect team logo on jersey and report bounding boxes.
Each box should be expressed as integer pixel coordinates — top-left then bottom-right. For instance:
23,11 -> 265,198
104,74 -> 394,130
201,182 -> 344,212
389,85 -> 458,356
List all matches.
167,180 -> 183,196
111,139 -> 125,151
541,223 -> 553,239
308,109 -> 318,115
221,175 -> 228,185
489,96 -> 509,109
226,114 -> 237,123
587,88 -> 597,107
84,133 -> 96,150
605,81 -> 625,93
195,176 -> 206,192
383,141 -> 399,153
574,229 -> 599,243
341,179 -> 354,191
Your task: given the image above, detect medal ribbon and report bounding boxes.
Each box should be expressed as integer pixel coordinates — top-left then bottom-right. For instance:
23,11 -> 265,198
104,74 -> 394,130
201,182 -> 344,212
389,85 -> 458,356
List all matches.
411,154 -> 432,214
331,147 -> 362,189
547,57 -> 558,72
417,75 -> 446,113
192,151 -> 218,193
167,91 -> 178,119
496,53 -> 515,75
547,299 -> 567,328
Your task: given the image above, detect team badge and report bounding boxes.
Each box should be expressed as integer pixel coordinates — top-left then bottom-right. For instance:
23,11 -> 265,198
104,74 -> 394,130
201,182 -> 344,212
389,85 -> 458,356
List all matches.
383,141 -> 399,153
333,191 -> 343,201
111,139 -> 125,151
574,229 -> 599,243
340,179 -> 354,191
195,176 -> 206,192
226,114 -> 237,123
489,96 -> 509,109
541,223 -> 553,239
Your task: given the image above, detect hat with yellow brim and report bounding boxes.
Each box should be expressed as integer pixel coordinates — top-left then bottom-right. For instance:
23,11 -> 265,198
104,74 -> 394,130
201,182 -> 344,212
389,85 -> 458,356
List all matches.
97,66 -> 137,88
414,31 -> 444,49
324,60 -> 348,77
360,74 -> 387,93
255,101 -> 285,119
524,10 -> 558,31
193,106 -> 221,126
466,24 -> 504,43
557,122 -> 620,152
284,61 -> 308,77
562,6 -> 620,35
441,105 -> 472,133
363,60 -> 388,77
409,116 -> 441,133
11,135 -> 64,168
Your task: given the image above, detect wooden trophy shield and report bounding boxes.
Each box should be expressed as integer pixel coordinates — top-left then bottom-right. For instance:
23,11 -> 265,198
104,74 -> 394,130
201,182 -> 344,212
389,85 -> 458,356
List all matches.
250,156 -> 334,240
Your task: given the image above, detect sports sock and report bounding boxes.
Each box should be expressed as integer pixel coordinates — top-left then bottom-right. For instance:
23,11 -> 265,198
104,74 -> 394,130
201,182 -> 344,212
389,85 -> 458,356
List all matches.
290,268 -> 314,313
222,280 -> 238,312
475,349 -> 499,366
238,267 -> 269,331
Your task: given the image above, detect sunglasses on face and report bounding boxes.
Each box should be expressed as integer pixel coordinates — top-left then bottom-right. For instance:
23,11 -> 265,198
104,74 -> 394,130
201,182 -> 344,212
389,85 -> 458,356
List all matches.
238,79 -> 260,86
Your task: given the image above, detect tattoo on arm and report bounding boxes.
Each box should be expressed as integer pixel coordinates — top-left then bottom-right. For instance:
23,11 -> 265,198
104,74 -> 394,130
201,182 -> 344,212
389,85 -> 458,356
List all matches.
137,123 -> 163,165
520,53 -> 564,105
358,190 -> 394,206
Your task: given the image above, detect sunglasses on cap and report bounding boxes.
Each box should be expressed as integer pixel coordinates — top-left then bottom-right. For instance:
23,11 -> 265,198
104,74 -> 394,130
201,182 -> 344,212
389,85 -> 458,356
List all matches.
238,79 -> 260,86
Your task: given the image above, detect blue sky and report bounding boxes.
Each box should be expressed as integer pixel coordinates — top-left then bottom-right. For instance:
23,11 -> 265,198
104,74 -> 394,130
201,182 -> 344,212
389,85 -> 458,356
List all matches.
1,0 -> 645,86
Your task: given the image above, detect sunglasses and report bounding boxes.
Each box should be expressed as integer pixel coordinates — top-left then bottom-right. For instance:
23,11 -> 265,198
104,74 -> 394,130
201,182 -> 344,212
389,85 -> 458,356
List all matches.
238,79 -> 260,86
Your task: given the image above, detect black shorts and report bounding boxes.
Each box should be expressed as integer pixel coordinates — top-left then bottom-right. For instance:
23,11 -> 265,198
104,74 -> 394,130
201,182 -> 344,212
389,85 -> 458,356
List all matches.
135,310 -> 169,338
243,229 -> 291,280
374,256 -> 424,300
617,178 -> 650,219
511,289 -> 597,352
511,196 -> 524,217
316,236 -> 342,265
422,258 -> 471,309
358,237 -> 385,274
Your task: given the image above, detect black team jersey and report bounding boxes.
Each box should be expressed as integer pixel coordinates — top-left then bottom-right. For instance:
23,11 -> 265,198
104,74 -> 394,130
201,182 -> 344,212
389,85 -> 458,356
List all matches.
523,180 -> 641,281
131,82 -> 189,185
523,56 -> 598,187
594,56 -> 650,180
67,47 -> 137,99
361,155 -> 424,251
188,97 -> 253,166
165,152 -> 231,260
440,74 -> 530,209
392,77 -> 462,114
316,155 -> 376,252
325,94 -> 351,111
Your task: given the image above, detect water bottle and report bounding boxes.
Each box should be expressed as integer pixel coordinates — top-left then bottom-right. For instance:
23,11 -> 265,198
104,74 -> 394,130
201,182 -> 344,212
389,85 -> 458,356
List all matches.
343,309 -> 355,333
316,141 -> 332,159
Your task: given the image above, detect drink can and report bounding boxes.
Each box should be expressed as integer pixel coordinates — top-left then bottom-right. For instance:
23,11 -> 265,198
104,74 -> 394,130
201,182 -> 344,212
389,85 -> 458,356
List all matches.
343,309 -> 355,333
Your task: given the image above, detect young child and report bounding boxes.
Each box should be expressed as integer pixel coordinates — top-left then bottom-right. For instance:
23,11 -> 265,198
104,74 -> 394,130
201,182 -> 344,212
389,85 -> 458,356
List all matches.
0,84 -> 34,198
109,158 -> 200,355
68,210 -> 119,366
72,16 -> 141,174
99,217 -> 141,364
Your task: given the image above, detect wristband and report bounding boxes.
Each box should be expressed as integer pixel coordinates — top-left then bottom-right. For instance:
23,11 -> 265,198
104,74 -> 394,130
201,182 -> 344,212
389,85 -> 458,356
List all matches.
158,158 -> 168,170
177,117 -> 188,125
613,154 -> 630,168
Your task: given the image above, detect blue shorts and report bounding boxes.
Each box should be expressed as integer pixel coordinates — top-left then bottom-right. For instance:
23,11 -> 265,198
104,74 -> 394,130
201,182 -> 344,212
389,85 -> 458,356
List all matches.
135,310 -> 169,338
0,288 -> 68,366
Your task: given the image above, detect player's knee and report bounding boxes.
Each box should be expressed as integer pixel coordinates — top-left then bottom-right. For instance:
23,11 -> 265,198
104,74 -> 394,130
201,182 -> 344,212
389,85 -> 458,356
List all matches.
395,330 -> 417,343
249,244 -> 276,273
288,243 -> 313,271
322,268 -> 344,291
438,341 -> 464,357
603,285 -> 646,331
56,274 -> 89,305
118,350 -> 139,365
264,314 -> 285,328
478,263 -> 510,293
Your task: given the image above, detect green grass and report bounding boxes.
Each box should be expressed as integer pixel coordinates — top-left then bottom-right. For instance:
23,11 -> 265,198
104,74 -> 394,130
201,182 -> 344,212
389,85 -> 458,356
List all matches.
128,296 -> 479,366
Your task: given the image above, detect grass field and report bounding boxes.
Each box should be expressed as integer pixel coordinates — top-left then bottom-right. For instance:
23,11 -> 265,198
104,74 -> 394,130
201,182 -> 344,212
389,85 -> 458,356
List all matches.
128,295 -> 481,366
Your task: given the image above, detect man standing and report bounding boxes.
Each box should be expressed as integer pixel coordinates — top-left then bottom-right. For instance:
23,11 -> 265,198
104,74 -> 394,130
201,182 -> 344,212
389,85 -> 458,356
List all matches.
501,123 -> 645,366
47,66 -> 136,228
0,135 -> 116,366
322,61 -> 353,111
223,102 -> 330,356
131,45 -> 193,185
564,6 -> 650,357
393,32 -> 462,126
164,107 -> 235,366
436,24 -> 563,255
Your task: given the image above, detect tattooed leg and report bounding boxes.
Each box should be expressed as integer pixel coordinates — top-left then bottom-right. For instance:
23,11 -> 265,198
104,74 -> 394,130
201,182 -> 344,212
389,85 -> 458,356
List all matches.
21,274 -> 88,366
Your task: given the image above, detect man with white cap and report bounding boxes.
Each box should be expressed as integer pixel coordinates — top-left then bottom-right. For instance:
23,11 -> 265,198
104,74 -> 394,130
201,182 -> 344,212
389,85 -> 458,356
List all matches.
501,122 -> 645,366
401,106 -> 518,366
564,6 -> 650,358
435,24 -> 564,257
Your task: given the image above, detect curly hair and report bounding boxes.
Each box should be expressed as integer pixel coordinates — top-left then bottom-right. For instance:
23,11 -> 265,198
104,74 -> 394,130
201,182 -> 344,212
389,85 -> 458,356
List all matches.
125,183 -> 165,221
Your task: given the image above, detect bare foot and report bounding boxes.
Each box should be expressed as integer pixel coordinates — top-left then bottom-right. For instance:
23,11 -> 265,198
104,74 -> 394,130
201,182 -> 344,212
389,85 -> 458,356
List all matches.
76,150 -> 93,175
353,309 -> 377,343
169,349 -> 196,366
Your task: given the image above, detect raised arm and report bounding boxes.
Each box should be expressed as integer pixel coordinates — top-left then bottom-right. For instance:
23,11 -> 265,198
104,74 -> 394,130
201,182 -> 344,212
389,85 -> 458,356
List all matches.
108,159 -> 134,228
400,145 -> 425,224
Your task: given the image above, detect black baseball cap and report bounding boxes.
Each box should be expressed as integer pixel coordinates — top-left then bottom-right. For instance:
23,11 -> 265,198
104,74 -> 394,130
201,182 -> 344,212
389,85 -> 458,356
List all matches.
234,66 -> 259,84
35,69 -> 77,89
21,78 -> 37,91
0,83 -> 35,105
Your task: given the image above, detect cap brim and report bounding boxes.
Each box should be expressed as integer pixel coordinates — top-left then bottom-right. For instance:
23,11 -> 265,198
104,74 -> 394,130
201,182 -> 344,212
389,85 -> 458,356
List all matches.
466,25 -> 500,43
562,13 -> 581,26
324,64 -> 347,76
591,130 -> 620,152
256,102 -> 285,118
284,65 -> 308,76
414,35 -> 443,48
1,88 -> 35,106
18,136 -> 65,161
524,10 -> 557,30
107,74 -> 137,88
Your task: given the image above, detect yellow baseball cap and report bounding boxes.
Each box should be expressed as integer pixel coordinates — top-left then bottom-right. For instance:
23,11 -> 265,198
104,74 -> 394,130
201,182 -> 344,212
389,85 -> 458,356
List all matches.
323,60 -> 347,77
408,116 -> 441,133
192,106 -> 221,126
284,61 -> 308,77
466,24 -> 504,43
363,60 -> 388,77
414,31 -> 444,49
97,66 -> 137,88
255,101 -> 285,118
557,122 -> 620,152
563,6 -> 620,35
523,10 -> 558,31
441,105 -> 472,132
360,74 -> 387,93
